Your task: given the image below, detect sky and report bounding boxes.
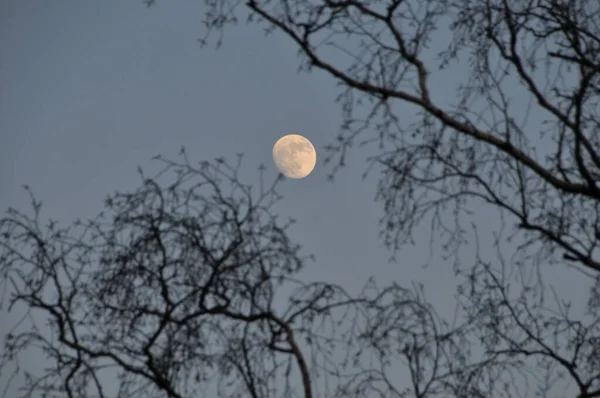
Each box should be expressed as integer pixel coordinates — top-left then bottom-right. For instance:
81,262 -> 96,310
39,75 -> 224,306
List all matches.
0,1 -> 594,396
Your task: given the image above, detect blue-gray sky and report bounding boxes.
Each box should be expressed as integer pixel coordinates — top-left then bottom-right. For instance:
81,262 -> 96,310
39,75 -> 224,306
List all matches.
0,1 -> 593,396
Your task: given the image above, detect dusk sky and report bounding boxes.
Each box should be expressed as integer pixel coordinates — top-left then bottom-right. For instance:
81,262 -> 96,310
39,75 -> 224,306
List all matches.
0,1 -> 593,396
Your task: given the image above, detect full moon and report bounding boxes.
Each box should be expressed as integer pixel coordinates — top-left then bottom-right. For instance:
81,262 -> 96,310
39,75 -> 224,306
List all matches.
272,134 -> 317,179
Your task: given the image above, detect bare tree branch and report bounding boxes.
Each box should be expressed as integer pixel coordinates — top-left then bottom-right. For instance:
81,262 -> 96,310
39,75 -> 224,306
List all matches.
181,0 -> 600,274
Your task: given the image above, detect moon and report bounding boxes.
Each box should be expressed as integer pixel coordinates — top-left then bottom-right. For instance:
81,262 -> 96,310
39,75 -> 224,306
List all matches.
272,134 -> 317,179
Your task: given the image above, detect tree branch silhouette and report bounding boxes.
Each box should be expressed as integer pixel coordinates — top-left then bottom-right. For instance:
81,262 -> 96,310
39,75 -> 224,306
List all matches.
179,0 -> 600,273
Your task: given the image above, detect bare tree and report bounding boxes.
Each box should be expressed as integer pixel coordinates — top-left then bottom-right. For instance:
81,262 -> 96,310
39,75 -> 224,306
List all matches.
0,152 -> 310,398
0,152 -> 461,398
2,0 -> 600,395
3,2 -> 600,396
164,0 -> 600,274
1,151 -> 599,397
